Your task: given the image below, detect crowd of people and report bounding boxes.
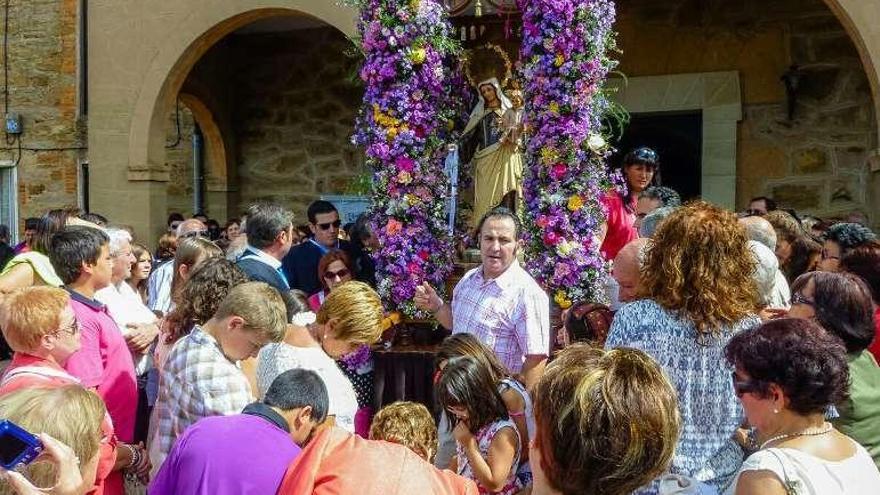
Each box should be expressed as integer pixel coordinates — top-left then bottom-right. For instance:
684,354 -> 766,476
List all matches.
0,146 -> 878,495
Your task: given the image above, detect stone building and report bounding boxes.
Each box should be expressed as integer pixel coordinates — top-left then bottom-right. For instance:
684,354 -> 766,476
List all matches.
1,0 -> 879,244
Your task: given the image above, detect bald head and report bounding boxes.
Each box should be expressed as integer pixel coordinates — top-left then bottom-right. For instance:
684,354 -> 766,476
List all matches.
739,216 -> 777,252
613,238 -> 650,304
176,218 -> 207,238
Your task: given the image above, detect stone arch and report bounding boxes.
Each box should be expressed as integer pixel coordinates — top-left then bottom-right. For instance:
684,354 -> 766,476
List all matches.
129,4 -> 355,180
89,1 -> 356,239
822,0 -> 880,139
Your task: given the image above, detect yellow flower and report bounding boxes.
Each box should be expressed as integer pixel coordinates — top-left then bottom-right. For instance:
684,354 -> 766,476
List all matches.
540,147 -> 558,165
549,102 -> 560,114
567,195 -> 584,212
555,54 -> 565,67
404,193 -> 419,206
397,171 -> 412,184
409,48 -> 427,65
387,127 -> 399,140
409,0 -> 420,11
554,291 -> 572,309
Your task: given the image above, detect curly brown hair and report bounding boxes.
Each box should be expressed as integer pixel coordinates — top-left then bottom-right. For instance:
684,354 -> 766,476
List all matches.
638,201 -> 758,334
163,257 -> 249,344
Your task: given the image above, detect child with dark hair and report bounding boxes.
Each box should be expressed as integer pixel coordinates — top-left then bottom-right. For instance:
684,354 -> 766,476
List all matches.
435,334 -> 532,484
49,225 -> 142,492
435,356 -> 522,495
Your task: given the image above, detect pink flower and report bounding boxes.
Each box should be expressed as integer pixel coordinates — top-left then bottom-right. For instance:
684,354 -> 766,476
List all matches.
543,231 -> 561,246
395,157 -> 415,172
536,215 -> 550,228
549,162 -> 567,180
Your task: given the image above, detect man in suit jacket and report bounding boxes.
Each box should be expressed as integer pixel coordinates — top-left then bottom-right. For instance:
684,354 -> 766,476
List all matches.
237,202 -> 295,293
282,200 -> 350,296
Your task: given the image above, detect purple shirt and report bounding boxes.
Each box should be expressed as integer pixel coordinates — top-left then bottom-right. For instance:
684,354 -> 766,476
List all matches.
149,407 -> 301,495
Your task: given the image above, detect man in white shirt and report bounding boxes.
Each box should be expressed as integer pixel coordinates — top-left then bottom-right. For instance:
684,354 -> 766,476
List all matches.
96,228 -> 159,372
96,227 -> 161,443
147,218 -> 206,316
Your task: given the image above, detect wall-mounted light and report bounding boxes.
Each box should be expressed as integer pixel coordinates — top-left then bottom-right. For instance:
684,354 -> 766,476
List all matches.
781,64 -> 802,121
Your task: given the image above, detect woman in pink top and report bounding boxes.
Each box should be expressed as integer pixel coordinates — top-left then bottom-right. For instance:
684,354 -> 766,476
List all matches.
599,147 -> 661,260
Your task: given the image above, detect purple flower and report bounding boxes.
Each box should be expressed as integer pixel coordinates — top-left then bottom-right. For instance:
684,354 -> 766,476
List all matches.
520,0 -> 619,305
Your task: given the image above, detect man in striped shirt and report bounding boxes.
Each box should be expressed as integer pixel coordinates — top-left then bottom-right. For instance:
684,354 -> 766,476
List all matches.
415,207 -> 550,389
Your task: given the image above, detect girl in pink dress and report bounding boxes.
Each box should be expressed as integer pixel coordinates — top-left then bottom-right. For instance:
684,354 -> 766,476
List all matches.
436,356 -> 522,495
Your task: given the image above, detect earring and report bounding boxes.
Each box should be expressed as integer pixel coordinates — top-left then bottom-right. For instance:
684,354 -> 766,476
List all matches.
773,409 -> 779,414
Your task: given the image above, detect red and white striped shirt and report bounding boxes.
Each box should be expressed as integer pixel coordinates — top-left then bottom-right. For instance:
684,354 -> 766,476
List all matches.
451,261 -> 550,373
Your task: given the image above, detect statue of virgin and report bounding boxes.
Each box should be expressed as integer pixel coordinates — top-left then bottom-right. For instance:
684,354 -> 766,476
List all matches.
459,77 -> 524,226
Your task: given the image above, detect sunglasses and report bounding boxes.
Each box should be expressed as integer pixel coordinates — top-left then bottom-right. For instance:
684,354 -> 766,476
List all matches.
632,147 -> 659,163
731,371 -> 763,397
742,209 -> 765,217
316,220 -> 342,231
791,292 -> 816,307
324,268 -> 350,280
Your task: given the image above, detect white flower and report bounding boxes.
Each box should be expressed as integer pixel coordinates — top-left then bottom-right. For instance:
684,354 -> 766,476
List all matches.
587,134 -> 606,151
558,240 -> 575,256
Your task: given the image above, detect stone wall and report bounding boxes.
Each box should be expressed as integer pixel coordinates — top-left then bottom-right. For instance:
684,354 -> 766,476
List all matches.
0,0 -> 82,238
162,26 -> 364,223
231,27 -> 363,221
164,102 -> 197,217
617,0 -> 878,226
230,27 -> 364,219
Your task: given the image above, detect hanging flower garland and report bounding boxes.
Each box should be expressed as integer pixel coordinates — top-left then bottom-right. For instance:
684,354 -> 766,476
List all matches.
518,0 -> 619,309
344,0 -> 460,316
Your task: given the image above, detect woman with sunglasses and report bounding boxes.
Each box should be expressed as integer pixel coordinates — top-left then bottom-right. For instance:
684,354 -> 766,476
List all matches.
724,318 -> 880,494
599,147 -> 661,260
308,250 -> 353,312
787,271 -> 880,469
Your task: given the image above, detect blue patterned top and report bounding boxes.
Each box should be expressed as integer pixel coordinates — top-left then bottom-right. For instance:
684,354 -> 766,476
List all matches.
605,299 -> 759,493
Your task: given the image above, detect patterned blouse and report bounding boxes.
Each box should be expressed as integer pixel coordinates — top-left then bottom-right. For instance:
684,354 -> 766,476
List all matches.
605,299 -> 759,493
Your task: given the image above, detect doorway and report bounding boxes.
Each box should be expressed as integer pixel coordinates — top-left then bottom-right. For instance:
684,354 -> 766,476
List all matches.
611,111 -> 703,201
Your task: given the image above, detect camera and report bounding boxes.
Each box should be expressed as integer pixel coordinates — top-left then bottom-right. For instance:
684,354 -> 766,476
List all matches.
0,420 -> 42,470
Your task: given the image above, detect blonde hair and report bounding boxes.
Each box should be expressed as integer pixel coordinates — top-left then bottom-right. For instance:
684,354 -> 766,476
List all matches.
0,386 -> 105,494
0,287 -> 70,351
369,401 -> 437,462
316,281 -> 383,346
213,281 -> 287,342
534,344 -> 680,495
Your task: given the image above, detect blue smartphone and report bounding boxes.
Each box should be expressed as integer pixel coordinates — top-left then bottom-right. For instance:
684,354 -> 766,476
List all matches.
0,419 -> 42,470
